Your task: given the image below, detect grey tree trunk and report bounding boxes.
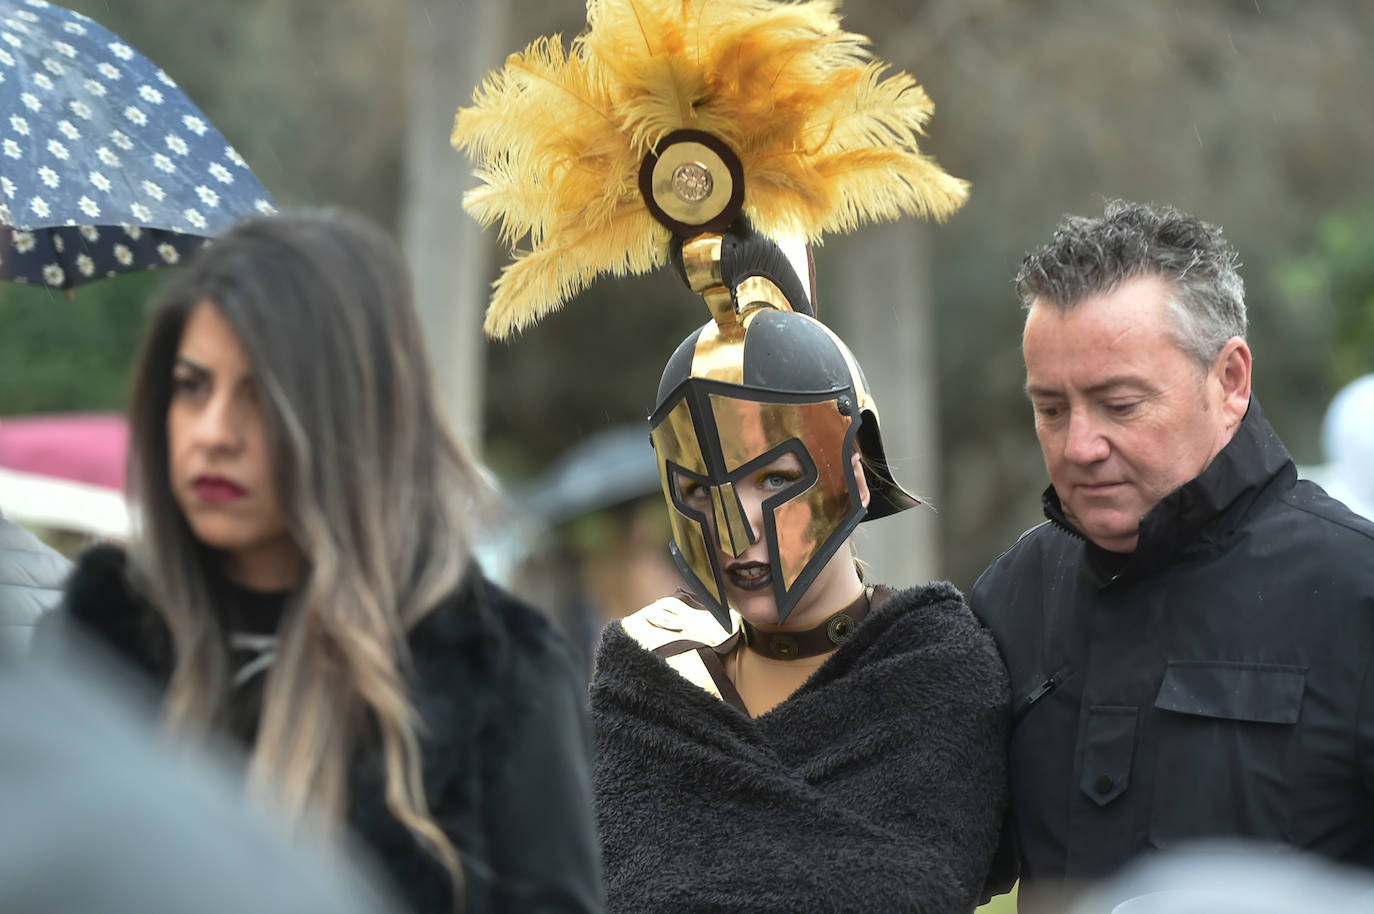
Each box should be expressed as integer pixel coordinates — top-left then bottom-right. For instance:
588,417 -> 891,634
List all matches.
821,221 -> 942,587
399,0 -> 510,451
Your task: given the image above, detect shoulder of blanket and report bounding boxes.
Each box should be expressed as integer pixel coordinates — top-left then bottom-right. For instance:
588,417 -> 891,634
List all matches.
620,596 -> 739,653
613,597 -> 739,702
876,582 -> 1006,671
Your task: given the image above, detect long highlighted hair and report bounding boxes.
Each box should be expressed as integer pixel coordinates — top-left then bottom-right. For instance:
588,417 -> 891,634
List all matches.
126,211 -> 480,901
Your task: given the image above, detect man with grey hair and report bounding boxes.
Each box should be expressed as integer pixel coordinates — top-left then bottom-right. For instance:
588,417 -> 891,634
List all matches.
971,200 -> 1374,904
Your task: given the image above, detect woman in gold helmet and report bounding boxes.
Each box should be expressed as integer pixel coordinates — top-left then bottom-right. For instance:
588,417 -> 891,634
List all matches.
587,219 -> 1011,912
454,0 -> 1011,908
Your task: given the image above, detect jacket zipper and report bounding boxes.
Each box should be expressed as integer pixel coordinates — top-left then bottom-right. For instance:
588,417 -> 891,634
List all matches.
1014,666 -> 1071,724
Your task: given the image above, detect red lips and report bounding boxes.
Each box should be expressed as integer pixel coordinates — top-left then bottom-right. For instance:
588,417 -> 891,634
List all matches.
192,474 -> 247,503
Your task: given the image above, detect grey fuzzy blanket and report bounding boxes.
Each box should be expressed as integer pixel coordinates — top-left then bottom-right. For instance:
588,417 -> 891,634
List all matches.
590,582 -> 1010,914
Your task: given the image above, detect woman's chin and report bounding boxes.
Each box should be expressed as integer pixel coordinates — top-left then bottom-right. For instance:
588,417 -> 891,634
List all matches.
731,594 -> 782,629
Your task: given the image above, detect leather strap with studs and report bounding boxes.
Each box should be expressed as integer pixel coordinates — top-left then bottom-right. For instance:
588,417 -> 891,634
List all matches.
740,590 -> 870,660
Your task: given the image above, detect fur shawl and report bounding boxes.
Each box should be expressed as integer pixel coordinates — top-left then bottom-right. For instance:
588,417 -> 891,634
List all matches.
590,582 -> 1010,914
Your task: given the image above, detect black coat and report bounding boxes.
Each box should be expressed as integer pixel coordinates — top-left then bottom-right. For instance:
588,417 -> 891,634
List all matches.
971,400 -> 1374,891
590,583 -> 1011,914
58,546 -> 605,914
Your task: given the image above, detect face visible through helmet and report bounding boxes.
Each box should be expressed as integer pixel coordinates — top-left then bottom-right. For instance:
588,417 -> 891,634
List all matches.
672,440 -> 874,631
650,305 -> 916,631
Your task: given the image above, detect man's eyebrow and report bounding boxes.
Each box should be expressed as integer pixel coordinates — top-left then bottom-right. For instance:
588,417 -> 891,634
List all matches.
1025,376 -> 1149,399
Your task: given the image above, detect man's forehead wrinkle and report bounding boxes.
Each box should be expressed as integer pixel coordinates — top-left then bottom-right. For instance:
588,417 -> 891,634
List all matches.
1107,324 -> 1137,350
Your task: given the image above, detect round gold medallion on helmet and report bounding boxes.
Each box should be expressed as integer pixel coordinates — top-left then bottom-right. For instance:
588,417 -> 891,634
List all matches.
649,139 -> 735,227
671,162 -> 714,204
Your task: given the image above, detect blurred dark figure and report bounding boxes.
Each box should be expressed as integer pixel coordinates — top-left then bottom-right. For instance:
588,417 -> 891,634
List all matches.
2,642 -> 397,914
46,212 -> 604,914
0,510 -> 69,656
973,201 -> 1374,906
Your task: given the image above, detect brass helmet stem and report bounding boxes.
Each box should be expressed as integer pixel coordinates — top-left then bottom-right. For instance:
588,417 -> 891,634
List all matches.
680,234 -> 738,332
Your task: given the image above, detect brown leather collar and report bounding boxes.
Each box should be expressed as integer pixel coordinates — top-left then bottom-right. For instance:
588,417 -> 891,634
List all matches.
740,590 -> 870,660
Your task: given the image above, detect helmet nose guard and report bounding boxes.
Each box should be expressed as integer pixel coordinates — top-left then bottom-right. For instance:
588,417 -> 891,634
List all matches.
709,482 -> 754,558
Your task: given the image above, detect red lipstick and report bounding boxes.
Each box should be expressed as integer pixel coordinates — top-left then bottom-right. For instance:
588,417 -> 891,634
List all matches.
192,475 -> 247,503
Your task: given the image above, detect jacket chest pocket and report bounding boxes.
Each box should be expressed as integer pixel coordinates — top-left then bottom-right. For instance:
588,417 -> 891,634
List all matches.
1079,706 -> 1137,807
1149,660 -> 1306,846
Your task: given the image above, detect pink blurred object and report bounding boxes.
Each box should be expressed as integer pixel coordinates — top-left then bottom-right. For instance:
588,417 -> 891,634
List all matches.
0,412 -> 129,491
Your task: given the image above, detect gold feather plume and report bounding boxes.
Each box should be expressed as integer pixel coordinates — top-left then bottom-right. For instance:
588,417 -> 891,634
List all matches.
453,0 -> 970,340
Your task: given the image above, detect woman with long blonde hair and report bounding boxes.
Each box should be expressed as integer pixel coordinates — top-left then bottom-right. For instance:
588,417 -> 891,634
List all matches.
55,211 -> 604,914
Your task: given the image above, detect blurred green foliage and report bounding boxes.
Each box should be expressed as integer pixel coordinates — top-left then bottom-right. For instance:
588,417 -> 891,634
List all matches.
1276,202 -> 1374,388
0,271 -> 165,415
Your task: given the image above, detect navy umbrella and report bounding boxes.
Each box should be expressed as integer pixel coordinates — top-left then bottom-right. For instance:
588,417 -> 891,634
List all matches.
0,0 -> 275,288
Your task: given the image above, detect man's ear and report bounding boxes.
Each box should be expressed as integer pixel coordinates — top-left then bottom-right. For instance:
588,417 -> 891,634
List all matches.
1213,337 -> 1252,429
850,450 -> 871,509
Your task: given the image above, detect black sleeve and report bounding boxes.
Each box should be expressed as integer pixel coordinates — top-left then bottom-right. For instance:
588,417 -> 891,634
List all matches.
479,631 -> 606,914
980,810 -> 1021,902
34,544 -> 168,683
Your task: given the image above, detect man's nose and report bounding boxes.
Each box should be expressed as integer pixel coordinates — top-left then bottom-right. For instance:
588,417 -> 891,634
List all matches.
1063,409 -> 1110,464
709,482 -> 755,558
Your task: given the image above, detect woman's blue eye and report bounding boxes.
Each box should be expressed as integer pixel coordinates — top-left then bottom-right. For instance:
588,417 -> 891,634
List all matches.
760,470 -> 801,490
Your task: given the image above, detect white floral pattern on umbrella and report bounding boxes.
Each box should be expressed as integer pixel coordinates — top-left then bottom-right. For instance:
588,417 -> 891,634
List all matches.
0,0 -> 275,288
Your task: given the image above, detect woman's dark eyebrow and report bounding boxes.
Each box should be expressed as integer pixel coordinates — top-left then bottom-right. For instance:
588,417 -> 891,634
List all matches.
173,357 -> 255,391
173,356 -> 210,377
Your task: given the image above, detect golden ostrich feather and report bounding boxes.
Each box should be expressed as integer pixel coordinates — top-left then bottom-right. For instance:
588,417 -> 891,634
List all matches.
453,0 -> 970,340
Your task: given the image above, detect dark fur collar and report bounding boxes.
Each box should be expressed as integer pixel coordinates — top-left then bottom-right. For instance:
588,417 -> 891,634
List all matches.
61,544 -> 513,681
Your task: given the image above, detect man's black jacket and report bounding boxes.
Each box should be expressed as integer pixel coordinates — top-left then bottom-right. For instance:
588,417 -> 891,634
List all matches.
972,399 -> 1374,890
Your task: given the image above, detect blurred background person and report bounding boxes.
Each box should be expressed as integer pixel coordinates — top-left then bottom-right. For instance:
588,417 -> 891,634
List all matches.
0,505 -> 69,656
47,212 -> 604,914
1318,373 -> 1374,521
1062,841 -> 1374,914
502,425 -> 679,677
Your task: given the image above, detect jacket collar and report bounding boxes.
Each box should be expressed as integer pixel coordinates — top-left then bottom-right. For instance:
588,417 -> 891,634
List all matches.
1042,398 -> 1296,582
